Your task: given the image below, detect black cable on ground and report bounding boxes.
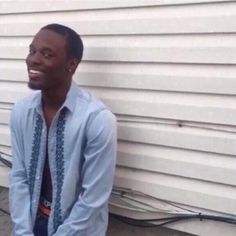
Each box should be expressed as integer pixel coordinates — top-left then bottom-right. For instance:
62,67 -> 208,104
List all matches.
0,208 -> 10,216
0,153 -> 12,168
110,212 -> 236,228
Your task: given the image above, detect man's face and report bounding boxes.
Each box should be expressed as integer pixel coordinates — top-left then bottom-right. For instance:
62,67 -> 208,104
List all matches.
26,29 -> 70,90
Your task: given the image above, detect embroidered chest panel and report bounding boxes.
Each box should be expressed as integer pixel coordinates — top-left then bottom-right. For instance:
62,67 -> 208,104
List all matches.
28,109 -> 67,233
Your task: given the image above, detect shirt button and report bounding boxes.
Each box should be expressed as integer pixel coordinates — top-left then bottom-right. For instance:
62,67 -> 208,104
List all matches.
36,176 -> 40,180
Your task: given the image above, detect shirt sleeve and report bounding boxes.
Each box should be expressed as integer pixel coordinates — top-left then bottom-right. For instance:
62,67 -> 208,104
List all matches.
53,109 -> 117,236
9,104 -> 34,236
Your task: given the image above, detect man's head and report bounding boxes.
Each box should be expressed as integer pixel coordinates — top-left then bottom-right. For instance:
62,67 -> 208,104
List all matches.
41,24 -> 84,62
26,23 -> 84,90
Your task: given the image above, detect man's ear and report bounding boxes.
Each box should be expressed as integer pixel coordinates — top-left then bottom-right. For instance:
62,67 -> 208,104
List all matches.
67,59 -> 79,73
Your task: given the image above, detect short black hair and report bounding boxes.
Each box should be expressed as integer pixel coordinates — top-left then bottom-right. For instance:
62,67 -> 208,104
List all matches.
41,23 -> 84,63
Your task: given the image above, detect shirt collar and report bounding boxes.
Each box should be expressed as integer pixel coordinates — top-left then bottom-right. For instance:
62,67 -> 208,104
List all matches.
62,80 -> 79,113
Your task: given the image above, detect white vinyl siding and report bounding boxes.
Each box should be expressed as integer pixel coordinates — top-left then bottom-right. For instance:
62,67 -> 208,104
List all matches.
0,1 -> 236,235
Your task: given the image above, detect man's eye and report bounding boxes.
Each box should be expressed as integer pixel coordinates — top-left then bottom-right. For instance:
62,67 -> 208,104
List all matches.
43,52 -> 53,58
28,49 -> 35,55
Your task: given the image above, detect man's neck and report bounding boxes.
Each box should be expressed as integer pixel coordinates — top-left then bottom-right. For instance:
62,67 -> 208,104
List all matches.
41,80 -> 71,127
42,80 -> 71,111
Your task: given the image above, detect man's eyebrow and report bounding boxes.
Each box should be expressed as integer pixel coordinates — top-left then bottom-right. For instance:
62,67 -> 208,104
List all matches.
29,44 -> 55,53
29,44 -> 54,52
41,47 -> 54,52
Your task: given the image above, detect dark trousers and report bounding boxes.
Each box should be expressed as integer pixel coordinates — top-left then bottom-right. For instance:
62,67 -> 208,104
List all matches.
33,212 -> 49,236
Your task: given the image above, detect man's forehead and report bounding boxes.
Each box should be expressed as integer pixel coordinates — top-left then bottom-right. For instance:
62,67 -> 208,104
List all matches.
31,29 -> 67,49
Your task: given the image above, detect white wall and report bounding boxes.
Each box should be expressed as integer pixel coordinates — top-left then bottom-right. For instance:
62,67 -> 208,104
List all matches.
0,1 -> 236,235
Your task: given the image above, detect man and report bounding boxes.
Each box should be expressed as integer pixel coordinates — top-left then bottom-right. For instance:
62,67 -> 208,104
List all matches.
9,23 -> 117,236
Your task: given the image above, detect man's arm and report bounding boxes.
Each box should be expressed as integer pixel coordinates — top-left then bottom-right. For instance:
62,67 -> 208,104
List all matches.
9,104 -> 34,236
54,109 -> 117,236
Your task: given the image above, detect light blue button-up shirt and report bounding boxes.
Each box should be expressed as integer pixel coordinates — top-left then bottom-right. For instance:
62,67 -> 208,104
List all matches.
9,81 -> 117,236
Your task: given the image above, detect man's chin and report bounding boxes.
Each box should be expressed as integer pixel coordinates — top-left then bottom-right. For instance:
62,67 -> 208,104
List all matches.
28,81 -> 42,90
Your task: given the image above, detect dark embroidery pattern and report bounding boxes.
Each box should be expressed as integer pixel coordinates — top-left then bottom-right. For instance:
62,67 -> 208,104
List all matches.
29,113 -> 43,197
53,109 -> 66,232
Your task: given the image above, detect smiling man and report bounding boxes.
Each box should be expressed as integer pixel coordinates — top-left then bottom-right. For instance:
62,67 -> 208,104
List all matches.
9,24 -> 117,236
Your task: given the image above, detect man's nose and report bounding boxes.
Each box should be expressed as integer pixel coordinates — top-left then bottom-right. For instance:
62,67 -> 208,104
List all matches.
26,52 -> 41,65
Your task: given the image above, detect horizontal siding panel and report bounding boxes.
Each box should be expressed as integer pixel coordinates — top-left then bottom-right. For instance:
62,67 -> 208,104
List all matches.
0,125 -> 10,146
84,34 -> 236,64
1,83 -> 236,126
84,46 -> 236,64
0,0 -> 234,14
64,62 -> 236,95
0,109 -> 10,125
1,3 -> 236,35
0,103 -> 13,110
90,87 -> 236,107
0,166 -> 9,187
117,141 -> 236,186
1,61 -> 28,83
0,82 -> 30,103
89,88 -> 236,126
114,167 -> 236,215
118,122 -> 236,155
2,61 -> 236,95
117,115 -> 236,133
3,34 -> 236,64
2,3 -> 236,21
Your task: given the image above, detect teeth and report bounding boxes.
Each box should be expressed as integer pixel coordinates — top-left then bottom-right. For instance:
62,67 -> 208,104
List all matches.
30,69 -> 41,74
